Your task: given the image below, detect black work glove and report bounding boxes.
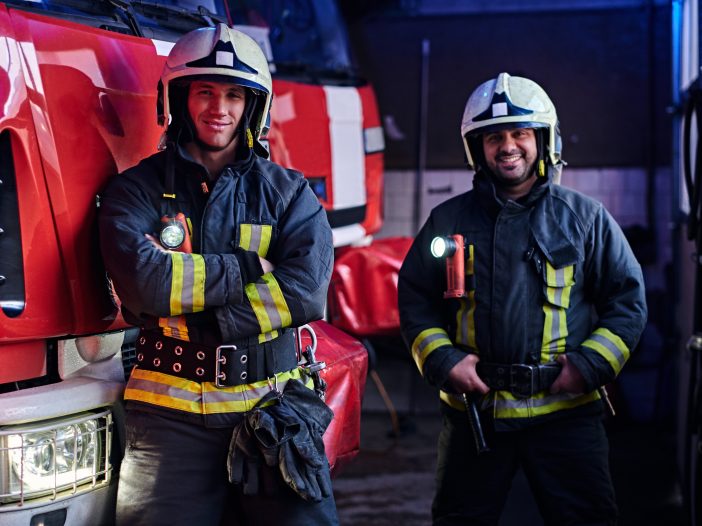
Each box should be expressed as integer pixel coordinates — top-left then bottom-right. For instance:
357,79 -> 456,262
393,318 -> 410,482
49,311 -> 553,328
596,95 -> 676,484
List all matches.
227,417 -> 261,495
248,397 -> 299,468
277,412 -> 332,502
274,379 -> 334,502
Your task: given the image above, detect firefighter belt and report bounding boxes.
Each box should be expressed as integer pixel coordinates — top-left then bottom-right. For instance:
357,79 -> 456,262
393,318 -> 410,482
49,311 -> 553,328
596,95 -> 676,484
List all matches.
135,329 -> 298,387
227,378 -> 333,502
476,362 -> 562,398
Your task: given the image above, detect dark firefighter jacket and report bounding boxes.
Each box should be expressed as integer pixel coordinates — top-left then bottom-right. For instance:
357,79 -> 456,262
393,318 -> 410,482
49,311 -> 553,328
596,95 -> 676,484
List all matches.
98,145 -> 333,426
398,168 -> 647,430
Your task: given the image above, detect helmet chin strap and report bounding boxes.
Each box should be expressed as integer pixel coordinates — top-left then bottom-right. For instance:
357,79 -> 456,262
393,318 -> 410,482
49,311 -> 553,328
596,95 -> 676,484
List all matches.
468,128 -> 549,181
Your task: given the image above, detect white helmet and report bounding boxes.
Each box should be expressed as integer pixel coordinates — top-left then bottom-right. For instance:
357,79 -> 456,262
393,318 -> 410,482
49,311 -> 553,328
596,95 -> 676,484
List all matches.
157,23 -> 272,145
460,73 -> 562,172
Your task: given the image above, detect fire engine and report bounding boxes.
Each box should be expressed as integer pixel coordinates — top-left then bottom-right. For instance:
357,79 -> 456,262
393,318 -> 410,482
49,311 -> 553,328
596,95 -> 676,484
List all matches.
0,1 -> 380,524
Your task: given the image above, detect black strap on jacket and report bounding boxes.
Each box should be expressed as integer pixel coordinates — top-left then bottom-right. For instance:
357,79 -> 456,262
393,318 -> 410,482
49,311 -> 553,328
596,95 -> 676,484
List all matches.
134,329 -> 298,387
476,362 -> 562,398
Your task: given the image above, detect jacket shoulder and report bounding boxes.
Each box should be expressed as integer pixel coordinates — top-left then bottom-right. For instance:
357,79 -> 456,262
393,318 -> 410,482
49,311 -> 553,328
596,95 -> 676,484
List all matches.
103,151 -> 165,198
549,183 -> 603,232
249,156 -> 307,199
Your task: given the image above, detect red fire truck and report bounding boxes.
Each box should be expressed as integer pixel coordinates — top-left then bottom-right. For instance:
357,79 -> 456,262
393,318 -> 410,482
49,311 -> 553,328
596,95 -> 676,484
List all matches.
0,1 -> 380,524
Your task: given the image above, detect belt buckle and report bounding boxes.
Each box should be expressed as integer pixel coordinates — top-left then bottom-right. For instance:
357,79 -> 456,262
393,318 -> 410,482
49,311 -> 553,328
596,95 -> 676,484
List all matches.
215,345 -> 237,388
510,364 -> 536,398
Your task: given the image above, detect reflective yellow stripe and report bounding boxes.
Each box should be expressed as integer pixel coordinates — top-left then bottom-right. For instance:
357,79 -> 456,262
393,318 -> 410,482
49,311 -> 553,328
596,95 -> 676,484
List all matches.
192,254 -> 205,311
493,390 -> 599,419
581,327 -> 630,374
541,262 -> 574,362
124,366 -> 304,415
239,224 -> 273,257
258,330 -> 279,343
169,253 -> 206,315
240,224 -> 253,251
411,328 -> 452,373
245,273 -> 292,333
170,252 -> 184,315
455,244 -> 477,351
439,390 -> 466,411
258,226 -> 272,257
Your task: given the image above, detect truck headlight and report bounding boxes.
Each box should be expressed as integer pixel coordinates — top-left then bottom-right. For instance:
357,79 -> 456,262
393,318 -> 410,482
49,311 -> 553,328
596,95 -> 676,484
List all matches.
1,410 -> 112,505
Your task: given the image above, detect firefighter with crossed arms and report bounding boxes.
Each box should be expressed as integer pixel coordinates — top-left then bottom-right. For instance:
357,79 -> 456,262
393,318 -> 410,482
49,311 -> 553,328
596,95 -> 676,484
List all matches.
99,24 -> 338,525
398,73 -> 647,525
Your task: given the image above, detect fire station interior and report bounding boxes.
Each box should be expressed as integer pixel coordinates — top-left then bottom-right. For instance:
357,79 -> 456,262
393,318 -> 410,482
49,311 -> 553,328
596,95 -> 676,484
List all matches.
331,1 -> 692,525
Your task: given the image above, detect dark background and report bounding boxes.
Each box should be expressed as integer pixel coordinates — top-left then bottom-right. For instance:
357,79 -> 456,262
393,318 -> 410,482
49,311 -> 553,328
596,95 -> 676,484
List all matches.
339,1 -> 672,170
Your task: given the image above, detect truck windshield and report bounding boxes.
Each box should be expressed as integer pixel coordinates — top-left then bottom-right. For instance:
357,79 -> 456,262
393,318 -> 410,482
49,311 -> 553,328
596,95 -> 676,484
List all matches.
4,0 -> 229,39
226,0 -> 358,83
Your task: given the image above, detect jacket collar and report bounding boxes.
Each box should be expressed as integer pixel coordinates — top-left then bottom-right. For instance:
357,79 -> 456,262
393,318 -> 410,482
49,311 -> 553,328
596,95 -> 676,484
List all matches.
473,167 -> 583,267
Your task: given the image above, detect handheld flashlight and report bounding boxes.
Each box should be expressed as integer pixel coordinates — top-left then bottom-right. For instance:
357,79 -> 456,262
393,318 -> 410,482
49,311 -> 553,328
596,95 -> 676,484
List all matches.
159,212 -> 192,253
431,234 -> 466,299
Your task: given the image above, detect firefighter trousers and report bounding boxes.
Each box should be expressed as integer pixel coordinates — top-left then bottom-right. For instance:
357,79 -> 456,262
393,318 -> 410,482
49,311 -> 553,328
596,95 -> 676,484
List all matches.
115,409 -> 339,526
432,403 -> 617,526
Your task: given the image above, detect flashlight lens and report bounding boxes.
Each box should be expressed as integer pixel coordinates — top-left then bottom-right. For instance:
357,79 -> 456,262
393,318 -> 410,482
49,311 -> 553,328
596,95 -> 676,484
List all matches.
160,223 -> 185,249
431,237 -> 447,258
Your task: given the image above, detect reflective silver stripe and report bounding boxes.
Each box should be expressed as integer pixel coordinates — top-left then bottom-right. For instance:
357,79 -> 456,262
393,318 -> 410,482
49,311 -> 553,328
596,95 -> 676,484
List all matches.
495,391 -> 581,410
589,332 -> 627,368
249,226 -> 262,253
255,282 -> 283,328
203,377 -> 295,404
553,266 -> 566,287
127,377 -> 201,402
181,255 -> 194,308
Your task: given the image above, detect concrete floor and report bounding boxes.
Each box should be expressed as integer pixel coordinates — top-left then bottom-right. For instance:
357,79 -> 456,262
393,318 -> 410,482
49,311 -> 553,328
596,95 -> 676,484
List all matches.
332,346 -> 686,526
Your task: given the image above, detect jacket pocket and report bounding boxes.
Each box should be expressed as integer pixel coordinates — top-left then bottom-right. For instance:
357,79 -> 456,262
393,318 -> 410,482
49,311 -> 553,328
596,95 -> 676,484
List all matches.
542,261 -> 575,309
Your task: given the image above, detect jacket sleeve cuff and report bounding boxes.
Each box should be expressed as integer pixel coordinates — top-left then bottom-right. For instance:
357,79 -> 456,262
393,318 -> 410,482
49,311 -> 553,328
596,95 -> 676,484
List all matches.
567,350 -> 603,393
233,248 -> 264,285
423,346 -> 468,391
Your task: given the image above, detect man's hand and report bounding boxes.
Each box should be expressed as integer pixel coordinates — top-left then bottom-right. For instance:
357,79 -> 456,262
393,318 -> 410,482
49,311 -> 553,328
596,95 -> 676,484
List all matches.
549,354 -> 586,394
259,257 -> 275,273
447,354 -> 490,395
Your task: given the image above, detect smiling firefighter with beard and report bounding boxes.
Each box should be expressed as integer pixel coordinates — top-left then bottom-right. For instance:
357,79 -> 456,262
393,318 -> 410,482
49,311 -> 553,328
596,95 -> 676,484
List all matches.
398,73 -> 647,525
99,24 -> 338,526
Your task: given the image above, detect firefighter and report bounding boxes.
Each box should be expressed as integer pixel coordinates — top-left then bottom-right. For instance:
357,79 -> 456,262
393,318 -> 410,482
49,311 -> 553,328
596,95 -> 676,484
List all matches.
398,73 -> 647,525
98,24 -> 338,525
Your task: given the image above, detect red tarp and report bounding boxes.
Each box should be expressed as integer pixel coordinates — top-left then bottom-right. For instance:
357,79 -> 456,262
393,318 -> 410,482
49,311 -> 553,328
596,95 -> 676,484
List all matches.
328,237 -> 413,337
307,320 -> 368,473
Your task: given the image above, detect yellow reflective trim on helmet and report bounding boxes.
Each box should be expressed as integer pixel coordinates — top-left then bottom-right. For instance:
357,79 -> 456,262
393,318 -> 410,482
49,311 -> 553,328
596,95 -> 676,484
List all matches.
411,328 -> 452,373
170,252 -> 184,315
581,327 -> 630,374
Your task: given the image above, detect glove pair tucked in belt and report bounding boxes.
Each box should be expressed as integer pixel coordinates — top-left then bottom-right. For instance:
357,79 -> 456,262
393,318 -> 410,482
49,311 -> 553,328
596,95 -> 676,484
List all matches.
227,378 -> 334,502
